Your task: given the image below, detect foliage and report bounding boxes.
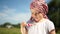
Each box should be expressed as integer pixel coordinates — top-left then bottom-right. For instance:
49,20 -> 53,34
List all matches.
48,0 -> 60,28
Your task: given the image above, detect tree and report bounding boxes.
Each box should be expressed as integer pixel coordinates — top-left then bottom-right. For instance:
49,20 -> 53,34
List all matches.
3,22 -> 11,27
48,0 -> 60,28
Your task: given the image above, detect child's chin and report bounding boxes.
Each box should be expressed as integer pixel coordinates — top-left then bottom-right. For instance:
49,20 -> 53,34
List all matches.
35,19 -> 39,22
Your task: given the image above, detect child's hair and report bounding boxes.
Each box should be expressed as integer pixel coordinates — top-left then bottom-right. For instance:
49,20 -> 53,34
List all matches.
30,0 -> 48,19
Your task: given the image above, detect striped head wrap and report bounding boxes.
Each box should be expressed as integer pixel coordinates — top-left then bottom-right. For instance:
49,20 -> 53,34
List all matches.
30,0 -> 48,18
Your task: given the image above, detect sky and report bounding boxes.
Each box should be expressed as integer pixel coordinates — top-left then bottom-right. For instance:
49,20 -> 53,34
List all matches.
0,0 -> 51,25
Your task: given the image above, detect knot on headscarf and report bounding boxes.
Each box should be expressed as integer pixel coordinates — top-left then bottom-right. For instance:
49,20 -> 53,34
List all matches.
30,0 -> 48,19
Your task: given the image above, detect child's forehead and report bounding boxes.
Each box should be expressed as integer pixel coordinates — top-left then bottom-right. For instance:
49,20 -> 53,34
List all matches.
31,9 -> 36,13
31,8 -> 39,12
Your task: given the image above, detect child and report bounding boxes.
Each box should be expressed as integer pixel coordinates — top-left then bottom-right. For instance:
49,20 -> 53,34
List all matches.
21,0 -> 56,34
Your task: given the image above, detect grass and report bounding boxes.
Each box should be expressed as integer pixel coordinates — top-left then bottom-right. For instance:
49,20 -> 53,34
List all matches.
0,27 -> 21,34
56,30 -> 60,34
0,27 -> 60,34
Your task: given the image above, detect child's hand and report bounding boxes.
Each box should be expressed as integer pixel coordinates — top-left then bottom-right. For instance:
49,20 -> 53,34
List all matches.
20,22 -> 27,34
21,22 -> 26,27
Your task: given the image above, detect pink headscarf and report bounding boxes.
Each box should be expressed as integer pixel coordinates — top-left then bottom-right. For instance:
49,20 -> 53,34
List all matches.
30,0 -> 48,19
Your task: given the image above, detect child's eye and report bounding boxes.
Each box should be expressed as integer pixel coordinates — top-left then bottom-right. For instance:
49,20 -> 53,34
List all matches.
35,13 -> 38,16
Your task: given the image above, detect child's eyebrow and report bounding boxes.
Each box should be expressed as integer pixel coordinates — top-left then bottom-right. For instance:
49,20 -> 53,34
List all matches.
32,12 -> 35,14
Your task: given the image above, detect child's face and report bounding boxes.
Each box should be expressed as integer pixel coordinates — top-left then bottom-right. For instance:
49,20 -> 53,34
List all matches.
30,8 -> 43,22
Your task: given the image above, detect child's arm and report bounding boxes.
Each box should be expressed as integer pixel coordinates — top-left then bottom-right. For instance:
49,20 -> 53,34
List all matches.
49,29 -> 56,34
20,22 -> 28,34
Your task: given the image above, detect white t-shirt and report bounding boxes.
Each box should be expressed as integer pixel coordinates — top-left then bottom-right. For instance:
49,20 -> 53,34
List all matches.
26,19 -> 55,34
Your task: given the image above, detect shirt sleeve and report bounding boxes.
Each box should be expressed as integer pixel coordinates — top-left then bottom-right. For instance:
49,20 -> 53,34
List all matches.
47,20 -> 55,32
